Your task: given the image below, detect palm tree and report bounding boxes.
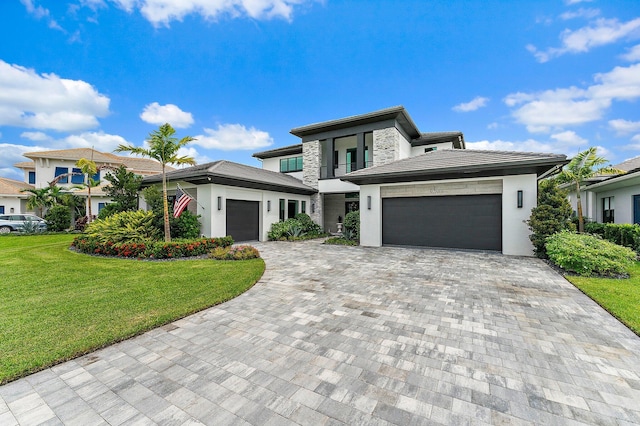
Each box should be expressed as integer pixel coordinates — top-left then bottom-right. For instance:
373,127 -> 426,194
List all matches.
555,147 -> 626,233
21,187 -> 53,218
115,123 -> 196,242
76,158 -> 99,223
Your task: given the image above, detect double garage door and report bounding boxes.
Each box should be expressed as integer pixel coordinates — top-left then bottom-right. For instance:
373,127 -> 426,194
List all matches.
382,194 -> 502,251
226,199 -> 259,242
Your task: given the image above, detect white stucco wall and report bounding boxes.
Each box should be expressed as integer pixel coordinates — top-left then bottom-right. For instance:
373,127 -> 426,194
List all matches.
195,184 -> 311,241
0,196 -> 26,216
358,174 -> 538,256
501,174 -> 537,256
359,184 -> 382,247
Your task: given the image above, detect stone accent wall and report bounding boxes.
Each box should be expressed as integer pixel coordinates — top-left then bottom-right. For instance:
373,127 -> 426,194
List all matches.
372,127 -> 401,166
303,140 -> 320,189
302,141 -> 322,225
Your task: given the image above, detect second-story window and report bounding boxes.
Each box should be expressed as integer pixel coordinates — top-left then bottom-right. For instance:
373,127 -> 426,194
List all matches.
280,156 -> 303,173
28,171 -> 35,184
54,167 -> 69,183
71,168 -> 84,184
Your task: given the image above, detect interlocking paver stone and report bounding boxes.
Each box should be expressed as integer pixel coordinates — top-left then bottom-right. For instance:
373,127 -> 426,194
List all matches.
2,240 -> 640,424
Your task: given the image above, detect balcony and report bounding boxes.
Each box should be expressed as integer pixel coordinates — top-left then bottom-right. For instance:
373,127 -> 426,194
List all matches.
320,161 -> 373,179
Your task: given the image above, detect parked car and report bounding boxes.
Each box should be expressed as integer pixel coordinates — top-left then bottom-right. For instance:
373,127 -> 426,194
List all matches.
0,214 -> 47,233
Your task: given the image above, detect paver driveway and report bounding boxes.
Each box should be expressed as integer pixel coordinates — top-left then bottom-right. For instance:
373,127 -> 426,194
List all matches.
2,241 -> 640,425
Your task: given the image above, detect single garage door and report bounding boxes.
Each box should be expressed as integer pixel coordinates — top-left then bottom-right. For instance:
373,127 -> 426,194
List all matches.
226,199 -> 259,242
382,194 -> 502,251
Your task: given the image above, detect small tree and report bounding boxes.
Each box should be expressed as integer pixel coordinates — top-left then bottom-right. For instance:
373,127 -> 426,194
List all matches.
21,187 -> 53,218
116,123 -> 196,242
527,179 -> 575,258
44,205 -> 72,232
76,157 -> 99,223
103,165 -> 142,213
555,147 -> 625,232
344,210 -> 360,238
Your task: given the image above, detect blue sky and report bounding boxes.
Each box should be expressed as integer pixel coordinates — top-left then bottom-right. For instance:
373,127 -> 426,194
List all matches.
1,0 -> 640,181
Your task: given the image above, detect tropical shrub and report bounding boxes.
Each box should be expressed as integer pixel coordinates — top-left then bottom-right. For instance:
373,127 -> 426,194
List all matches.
45,205 -> 72,232
324,236 -> 358,246
209,245 -> 261,260
527,179 -> 574,258
84,210 -> 159,244
97,203 -> 120,220
344,210 -> 360,238
583,222 -> 606,237
268,219 -> 299,240
72,236 -> 234,259
545,231 -> 636,277
295,213 -> 322,235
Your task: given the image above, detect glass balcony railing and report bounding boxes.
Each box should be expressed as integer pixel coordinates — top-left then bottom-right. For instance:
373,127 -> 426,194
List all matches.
320,161 -> 373,179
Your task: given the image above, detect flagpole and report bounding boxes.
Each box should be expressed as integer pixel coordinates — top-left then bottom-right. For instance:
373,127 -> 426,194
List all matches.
177,183 -> 205,210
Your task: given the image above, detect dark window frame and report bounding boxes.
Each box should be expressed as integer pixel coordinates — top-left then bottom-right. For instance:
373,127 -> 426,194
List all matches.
28,171 -> 36,184
54,167 -> 69,184
602,196 -> 614,223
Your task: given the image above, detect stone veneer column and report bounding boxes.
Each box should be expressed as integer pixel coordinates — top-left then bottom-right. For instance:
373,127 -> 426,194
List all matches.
302,140 -> 323,226
372,127 -> 401,166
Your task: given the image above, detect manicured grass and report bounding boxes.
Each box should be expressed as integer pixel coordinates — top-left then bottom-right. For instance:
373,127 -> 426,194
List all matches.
566,262 -> 640,336
0,234 -> 264,384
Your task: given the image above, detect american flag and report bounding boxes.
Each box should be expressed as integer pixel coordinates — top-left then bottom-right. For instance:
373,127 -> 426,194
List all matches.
173,187 -> 194,218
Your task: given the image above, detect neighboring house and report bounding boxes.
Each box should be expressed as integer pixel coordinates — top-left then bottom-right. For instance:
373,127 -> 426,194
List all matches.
12,148 -> 168,216
0,177 -> 33,215
565,156 -> 640,225
143,106 -> 567,256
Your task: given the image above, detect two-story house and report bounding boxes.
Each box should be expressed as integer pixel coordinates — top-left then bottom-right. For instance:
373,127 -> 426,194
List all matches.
12,148 -> 167,217
143,106 -> 567,256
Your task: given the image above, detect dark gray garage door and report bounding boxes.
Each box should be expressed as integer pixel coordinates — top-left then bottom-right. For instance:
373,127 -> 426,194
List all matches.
382,194 -> 502,251
226,199 -> 259,242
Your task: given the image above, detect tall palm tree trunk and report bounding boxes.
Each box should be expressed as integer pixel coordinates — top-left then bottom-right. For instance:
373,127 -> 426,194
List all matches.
87,185 -> 93,223
576,181 -> 584,233
162,165 -> 171,242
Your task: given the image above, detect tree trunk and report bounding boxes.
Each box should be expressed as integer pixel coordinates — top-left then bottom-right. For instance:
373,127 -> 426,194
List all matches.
87,183 -> 93,224
162,165 -> 171,242
576,180 -> 584,233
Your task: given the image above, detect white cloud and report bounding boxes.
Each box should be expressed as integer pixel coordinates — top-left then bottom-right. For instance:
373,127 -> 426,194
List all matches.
620,44 -> 640,62
20,131 -> 53,142
550,130 -> 587,146
560,8 -> 600,21
452,96 -> 489,112
505,63 -> 640,133
487,122 -> 498,129
0,143 -> 48,180
110,0 -> 312,27
63,131 -> 132,152
21,0 -> 64,30
466,134 -> 592,157
140,102 -> 194,128
192,123 -> 273,151
632,134 -> 640,143
0,60 -> 110,131
528,17 -> 640,62
609,119 -> 640,135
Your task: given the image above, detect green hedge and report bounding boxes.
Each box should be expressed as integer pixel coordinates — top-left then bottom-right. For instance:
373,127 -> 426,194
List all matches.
72,236 -> 234,259
546,230 -> 636,277
584,222 -> 640,252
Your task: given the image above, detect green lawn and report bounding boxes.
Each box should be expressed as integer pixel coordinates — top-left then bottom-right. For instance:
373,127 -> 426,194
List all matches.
0,234 -> 265,384
566,262 -> 640,336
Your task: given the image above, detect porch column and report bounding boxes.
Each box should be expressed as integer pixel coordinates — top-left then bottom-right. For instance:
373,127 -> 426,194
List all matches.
325,137 -> 335,178
356,132 -> 365,170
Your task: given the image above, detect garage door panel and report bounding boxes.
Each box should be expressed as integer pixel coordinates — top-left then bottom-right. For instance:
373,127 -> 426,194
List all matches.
226,199 -> 259,242
382,195 -> 502,251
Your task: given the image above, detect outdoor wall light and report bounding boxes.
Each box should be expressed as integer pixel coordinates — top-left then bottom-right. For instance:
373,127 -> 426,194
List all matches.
367,196 -> 371,210
267,200 -> 271,212
217,196 -> 222,211
311,202 -> 315,213
517,190 -> 523,208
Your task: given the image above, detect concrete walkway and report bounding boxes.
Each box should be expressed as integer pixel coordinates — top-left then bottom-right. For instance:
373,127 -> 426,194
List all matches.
2,240 -> 640,425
